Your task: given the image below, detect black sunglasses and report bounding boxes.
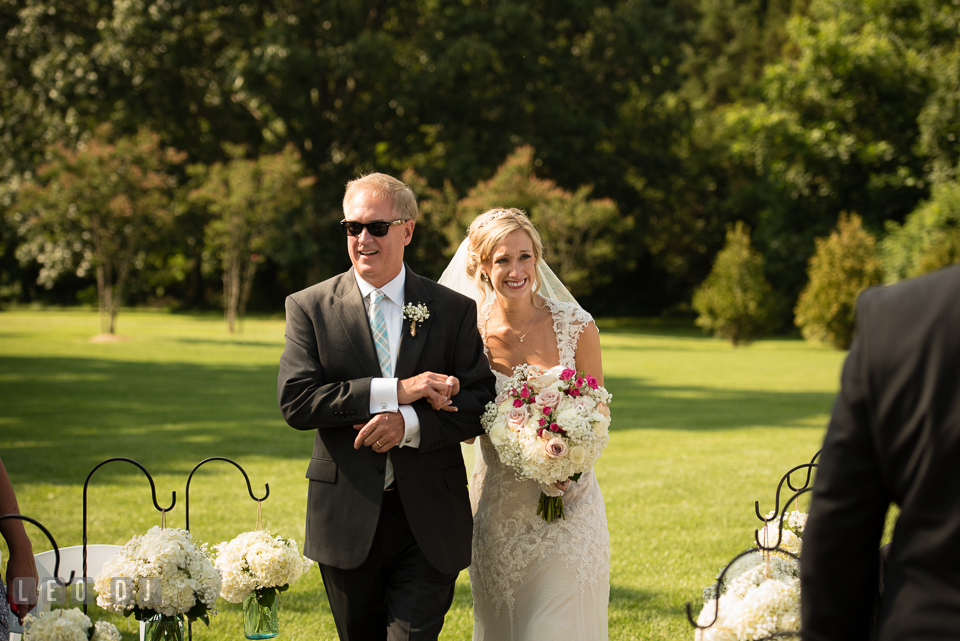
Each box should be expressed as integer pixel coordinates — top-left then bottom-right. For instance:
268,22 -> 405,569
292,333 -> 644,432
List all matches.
339,219 -> 406,237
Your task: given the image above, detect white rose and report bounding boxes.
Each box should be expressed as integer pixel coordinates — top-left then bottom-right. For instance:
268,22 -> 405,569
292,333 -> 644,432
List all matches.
488,423 -> 507,446
569,445 -> 586,467
532,369 -> 561,389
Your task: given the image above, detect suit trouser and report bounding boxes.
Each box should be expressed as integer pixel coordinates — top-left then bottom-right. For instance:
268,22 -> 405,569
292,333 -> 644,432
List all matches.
319,488 -> 459,641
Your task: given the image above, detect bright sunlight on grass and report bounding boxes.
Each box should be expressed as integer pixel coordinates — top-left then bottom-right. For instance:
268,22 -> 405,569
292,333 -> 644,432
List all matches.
0,309 -> 847,640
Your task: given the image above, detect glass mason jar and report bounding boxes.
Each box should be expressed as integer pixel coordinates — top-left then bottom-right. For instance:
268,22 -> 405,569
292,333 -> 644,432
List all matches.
242,589 -> 280,639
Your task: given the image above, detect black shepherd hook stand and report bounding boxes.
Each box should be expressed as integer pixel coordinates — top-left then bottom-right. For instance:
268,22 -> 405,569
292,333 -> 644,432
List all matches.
82,458 -> 175,614
0,514 -> 76,597
755,449 -> 821,525
183,457 -> 269,641
685,451 -> 821,639
184,457 -> 269,532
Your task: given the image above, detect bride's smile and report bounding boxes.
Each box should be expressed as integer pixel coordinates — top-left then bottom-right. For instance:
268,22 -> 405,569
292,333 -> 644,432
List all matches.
485,230 -> 537,302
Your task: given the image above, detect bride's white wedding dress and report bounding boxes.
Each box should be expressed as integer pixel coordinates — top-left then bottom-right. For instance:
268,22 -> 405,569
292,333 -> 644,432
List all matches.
469,297 -> 610,641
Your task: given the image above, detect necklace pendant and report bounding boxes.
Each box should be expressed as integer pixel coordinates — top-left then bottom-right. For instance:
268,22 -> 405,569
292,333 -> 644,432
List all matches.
519,337 -> 524,343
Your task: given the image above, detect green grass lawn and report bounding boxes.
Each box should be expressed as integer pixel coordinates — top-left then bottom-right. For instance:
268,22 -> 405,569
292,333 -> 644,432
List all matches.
0,309 -> 849,640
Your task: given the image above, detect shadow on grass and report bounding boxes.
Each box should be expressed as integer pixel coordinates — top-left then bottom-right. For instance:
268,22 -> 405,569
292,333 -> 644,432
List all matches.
172,337 -> 284,349
605,376 -> 835,431
0,355 -> 313,486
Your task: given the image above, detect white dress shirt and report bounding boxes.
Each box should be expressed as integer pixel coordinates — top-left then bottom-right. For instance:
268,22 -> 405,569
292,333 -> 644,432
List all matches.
354,269 -> 421,448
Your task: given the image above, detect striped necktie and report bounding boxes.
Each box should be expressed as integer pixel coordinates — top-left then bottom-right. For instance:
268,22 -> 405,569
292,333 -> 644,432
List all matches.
369,290 -> 392,378
368,290 -> 395,488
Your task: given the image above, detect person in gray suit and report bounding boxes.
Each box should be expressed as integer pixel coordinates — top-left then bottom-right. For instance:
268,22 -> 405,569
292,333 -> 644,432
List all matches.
278,173 -> 496,640
801,263 -> 960,640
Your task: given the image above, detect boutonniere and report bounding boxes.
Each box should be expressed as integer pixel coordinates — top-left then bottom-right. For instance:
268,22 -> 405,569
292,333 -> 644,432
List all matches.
402,302 -> 430,337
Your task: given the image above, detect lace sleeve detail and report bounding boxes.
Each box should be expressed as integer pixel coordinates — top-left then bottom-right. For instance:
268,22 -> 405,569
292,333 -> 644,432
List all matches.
545,298 -> 594,368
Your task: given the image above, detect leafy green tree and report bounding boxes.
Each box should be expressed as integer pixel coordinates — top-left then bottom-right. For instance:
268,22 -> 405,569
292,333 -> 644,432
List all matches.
411,146 -> 632,297
692,222 -> 773,346
882,181 -> 960,283
713,0 -> 938,305
189,144 -> 314,332
795,213 -> 883,349
15,126 -> 185,334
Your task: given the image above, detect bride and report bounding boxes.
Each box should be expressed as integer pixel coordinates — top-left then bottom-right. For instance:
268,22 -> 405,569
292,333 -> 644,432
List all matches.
439,208 -> 610,641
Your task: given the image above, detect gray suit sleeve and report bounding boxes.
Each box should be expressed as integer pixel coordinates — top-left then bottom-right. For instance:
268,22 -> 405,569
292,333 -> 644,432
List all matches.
415,296 -> 495,452
277,294 -> 373,430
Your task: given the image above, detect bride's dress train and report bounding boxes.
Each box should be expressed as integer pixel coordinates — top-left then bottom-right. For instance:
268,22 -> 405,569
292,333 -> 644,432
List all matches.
469,298 -> 610,641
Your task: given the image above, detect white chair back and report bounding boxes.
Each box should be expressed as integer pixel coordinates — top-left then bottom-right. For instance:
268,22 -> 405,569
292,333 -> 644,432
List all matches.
11,545 -> 145,641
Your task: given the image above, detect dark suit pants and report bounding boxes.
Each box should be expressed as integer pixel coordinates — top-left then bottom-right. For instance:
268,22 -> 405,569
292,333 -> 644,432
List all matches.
319,489 -> 459,641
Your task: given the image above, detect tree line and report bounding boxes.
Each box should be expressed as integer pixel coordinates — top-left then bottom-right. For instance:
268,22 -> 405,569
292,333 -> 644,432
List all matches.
2,0 -> 959,336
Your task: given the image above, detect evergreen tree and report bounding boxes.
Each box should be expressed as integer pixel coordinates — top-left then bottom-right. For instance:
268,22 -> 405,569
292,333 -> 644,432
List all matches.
692,222 -> 773,346
795,213 -> 883,349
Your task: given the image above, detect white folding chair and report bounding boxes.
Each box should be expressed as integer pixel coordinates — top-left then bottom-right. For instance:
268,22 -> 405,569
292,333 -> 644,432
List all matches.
29,545 -> 145,641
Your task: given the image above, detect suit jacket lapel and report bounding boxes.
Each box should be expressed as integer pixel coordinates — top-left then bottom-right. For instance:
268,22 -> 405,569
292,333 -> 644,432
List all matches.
333,272 -> 382,378
396,265 -> 434,380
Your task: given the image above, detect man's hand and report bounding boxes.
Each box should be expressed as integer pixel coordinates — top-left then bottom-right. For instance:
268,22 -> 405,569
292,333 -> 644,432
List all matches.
397,373 -> 461,412
354,412 -> 406,452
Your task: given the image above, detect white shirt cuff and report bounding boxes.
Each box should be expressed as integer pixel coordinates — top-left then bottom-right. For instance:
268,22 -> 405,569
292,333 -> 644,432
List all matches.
369,377 -> 399,414
398,405 -> 421,448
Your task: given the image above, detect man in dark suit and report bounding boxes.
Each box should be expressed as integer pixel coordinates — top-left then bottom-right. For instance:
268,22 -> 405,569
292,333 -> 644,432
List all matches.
278,173 -> 495,640
801,263 -> 960,640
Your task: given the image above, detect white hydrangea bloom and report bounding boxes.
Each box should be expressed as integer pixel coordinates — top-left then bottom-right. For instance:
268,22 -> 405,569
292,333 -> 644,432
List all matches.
23,607 -> 121,641
94,526 -> 222,619
214,530 -> 312,603
695,576 -> 800,641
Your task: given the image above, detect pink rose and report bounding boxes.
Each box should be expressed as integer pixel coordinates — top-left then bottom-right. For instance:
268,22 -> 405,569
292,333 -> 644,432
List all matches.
544,437 -> 568,459
520,386 -> 531,399
535,389 -> 563,409
586,375 -> 598,390
597,401 -> 611,418
560,368 -> 576,382
569,388 -> 581,397
513,398 -> 524,408
507,406 -> 529,431
494,393 -> 508,404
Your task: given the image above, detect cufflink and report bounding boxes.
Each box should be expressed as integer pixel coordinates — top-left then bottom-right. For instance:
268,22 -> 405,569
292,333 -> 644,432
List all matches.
380,403 -> 388,410
405,437 -> 411,444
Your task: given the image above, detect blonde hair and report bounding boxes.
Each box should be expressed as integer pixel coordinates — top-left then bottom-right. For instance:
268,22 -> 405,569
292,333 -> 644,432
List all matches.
466,208 -> 544,307
343,173 -> 419,222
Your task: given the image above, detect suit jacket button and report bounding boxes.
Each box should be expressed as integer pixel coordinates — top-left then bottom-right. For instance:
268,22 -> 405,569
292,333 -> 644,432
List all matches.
376,466 -> 384,475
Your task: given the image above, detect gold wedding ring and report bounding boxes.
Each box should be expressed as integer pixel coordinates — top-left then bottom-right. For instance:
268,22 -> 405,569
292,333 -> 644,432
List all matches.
376,440 -> 382,448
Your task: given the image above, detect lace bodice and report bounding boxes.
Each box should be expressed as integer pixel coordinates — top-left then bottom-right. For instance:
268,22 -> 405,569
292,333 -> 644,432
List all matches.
470,298 -> 611,623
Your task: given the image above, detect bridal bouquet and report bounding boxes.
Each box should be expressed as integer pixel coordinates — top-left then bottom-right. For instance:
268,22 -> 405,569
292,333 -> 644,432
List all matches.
22,608 -> 121,641
480,364 -> 612,521
214,530 -> 312,606
94,526 -> 222,624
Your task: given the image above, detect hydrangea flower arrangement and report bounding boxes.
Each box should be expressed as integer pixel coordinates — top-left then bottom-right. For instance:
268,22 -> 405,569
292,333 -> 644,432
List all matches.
214,530 -> 312,607
23,608 -> 121,641
94,526 -> 222,624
